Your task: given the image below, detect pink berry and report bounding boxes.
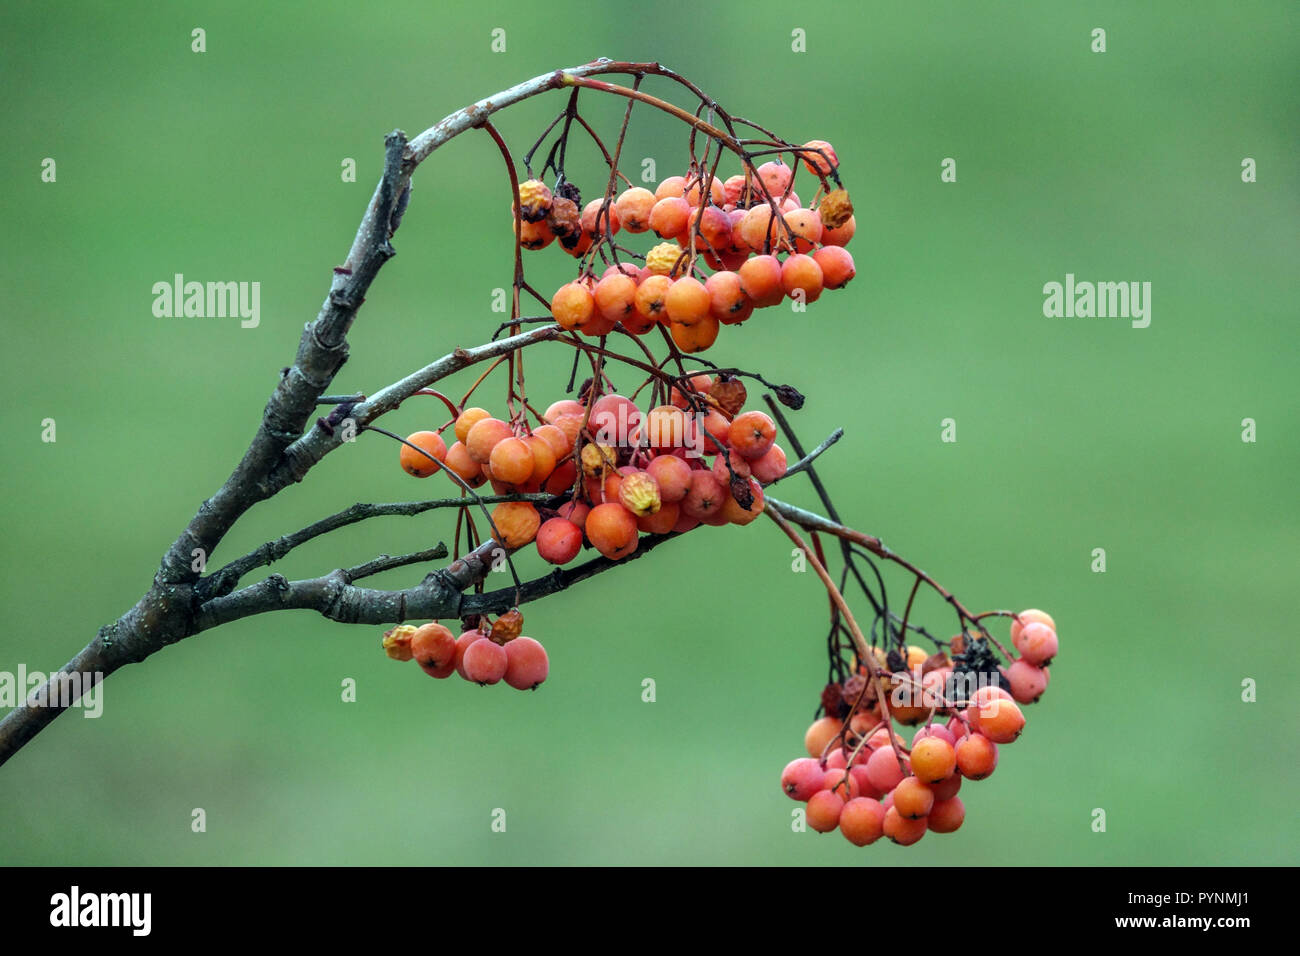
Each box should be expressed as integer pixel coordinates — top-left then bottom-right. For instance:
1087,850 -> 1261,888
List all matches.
462,637 -> 508,685
781,757 -> 824,801
504,636 -> 549,690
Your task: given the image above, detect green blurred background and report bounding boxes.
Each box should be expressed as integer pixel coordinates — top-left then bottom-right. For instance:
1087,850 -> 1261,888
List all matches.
2,1 -> 1296,865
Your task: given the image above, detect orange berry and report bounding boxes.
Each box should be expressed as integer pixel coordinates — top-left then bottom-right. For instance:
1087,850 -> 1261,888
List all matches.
669,314 -> 719,353
729,411 -> 776,460
840,797 -> 887,846
806,790 -> 845,833
586,502 -> 639,559
544,399 -> 585,422
400,431 -> 447,477
523,434 -> 557,482
681,469 -> 726,520
544,457 -> 578,495
665,277 -> 711,324
720,477 -> 764,525
893,776 -> 936,820
560,229 -> 593,257
614,187 -> 656,232
550,281 -> 596,331
636,500 -> 679,534
804,715 -> 842,758
532,423 -> 572,459
641,405 -> 689,450
684,174 -> 726,207
738,254 -> 785,307
883,805 -> 927,846
443,441 -> 486,487
488,436 -> 534,485
955,732 -> 999,779
695,205 -> 733,250
465,417 -> 513,464
970,697 -> 1025,744
705,271 -> 752,324
654,176 -> 687,200
782,208 -> 823,253
781,254 -> 824,303
645,454 -> 692,502
649,196 -> 691,240
722,174 -> 749,207
928,796 -> 965,833
750,443 -> 788,484
910,737 -> 957,784
634,274 -> 673,324
800,140 -> 838,176
738,204 -> 776,252
669,373 -> 714,409
454,408 -> 490,444
593,273 -> 637,324
812,246 -> 855,289
490,502 -> 540,549
410,622 -> 457,677
821,214 -> 855,247
581,199 -> 620,238
513,217 -> 554,250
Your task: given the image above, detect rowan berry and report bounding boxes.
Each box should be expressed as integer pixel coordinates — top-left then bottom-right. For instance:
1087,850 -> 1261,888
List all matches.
490,501 -> 540,549
820,214 -> 855,247
645,241 -> 685,277
806,790 -> 845,833
614,187 -> 656,232
757,160 -> 793,197
400,431 -> 447,477
840,797 -> 886,846
585,502 -> 639,559
910,737 -> 957,784
462,636 -> 508,685
669,314 -> 719,353
803,715 -> 842,758
799,140 -> 838,176
954,733 -> 999,779
883,806 -> 927,846
516,179 -> 553,222
781,254 -> 824,303
581,199 -> 620,238
489,436 -> 534,485
729,411 -> 777,460
504,636 -> 549,690
737,254 -> 785,307
550,280 -> 596,331
782,757 -> 825,801
1016,622 -> 1058,666
812,246 -> 856,289
411,622 -> 457,678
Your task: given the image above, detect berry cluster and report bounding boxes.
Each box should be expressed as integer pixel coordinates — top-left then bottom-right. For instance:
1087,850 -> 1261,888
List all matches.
397,373 -> 788,565
781,610 -> 1059,846
514,141 -> 855,353
383,610 -> 550,690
